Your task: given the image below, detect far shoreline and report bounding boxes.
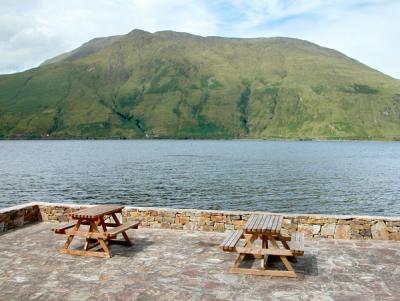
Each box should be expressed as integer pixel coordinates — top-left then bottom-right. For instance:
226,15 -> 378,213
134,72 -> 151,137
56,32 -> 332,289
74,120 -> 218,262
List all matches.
0,136 -> 399,142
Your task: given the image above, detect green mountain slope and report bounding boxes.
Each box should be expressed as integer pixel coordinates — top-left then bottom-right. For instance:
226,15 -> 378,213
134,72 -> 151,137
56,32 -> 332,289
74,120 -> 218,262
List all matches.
1,29 -> 400,139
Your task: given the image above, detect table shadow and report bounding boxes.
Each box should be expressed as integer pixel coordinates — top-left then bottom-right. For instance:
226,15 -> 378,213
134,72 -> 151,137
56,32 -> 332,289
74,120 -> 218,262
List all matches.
238,253 -> 319,277
111,237 -> 155,258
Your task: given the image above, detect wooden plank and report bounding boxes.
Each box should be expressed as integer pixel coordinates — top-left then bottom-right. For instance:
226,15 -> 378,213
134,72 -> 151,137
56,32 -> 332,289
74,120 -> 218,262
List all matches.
261,215 -> 272,232
243,233 -> 257,249
220,231 -> 236,249
251,215 -> 262,232
51,222 -> 77,234
256,215 -> 266,232
98,239 -> 111,257
270,215 -> 279,233
265,214 -> 275,232
71,205 -> 124,219
235,247 -> 293,256
249,215 -> 258,229
59,248 -> 111,258
54,220 -> 118,226
274,215 -> 282,233
262,255 -> 269,269
279,234 -> 292,251
107,221 -> 140,238
100,216 -> 108,233
221,230 -> 243,251
255,215 -> 267,232
269,215 -> 278,234
281,255 -> 295,272
63,229 -> 108,239
225,231 -> 239,249
62,220 -> 81,250
250,215 -> 260,231
244,215 -> 257,232
250,215 -> 260,232
289,232 -> 304,256
274,215 -> 283,233
89,220 -> 112,258
228,230 -> 243,250
229,267 -> 297,278
250,215 -> 262,233
224,230 -> 240,249
83,224 -> 93,250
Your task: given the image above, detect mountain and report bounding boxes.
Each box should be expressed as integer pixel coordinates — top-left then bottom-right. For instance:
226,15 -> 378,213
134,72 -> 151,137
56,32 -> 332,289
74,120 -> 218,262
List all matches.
1,29 -> 400,140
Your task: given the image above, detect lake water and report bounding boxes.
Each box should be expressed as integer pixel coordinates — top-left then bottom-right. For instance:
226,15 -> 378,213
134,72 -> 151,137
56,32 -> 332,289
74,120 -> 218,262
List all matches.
0,140 -> 399,216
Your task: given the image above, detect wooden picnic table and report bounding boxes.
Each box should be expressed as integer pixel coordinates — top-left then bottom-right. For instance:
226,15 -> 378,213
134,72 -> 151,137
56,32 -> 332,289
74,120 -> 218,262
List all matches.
52,205 -> 139,258
221,214 -> 304,277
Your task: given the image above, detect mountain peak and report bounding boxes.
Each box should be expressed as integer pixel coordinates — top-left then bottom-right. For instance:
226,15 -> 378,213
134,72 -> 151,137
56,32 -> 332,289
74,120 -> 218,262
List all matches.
127,29 -> 151,36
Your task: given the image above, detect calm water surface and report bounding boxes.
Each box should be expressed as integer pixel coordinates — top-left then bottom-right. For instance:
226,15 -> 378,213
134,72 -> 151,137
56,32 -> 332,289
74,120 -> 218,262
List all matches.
0,140 -> 399,215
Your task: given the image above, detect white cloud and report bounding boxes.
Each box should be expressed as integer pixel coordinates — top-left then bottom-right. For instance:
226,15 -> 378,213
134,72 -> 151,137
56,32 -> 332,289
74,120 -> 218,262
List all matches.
0,0 -> 218,73
221,0 -> 400,79
0,0 -> 399,79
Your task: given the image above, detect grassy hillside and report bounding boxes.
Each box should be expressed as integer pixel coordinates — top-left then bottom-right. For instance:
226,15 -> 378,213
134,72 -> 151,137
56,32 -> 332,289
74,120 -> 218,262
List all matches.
1,29 -> 400,140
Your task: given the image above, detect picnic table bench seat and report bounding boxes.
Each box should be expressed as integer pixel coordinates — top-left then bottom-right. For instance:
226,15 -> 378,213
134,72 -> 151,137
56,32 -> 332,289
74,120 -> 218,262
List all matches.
51,222 -> 77,234
289,232 -> 304,256
107,221 -> 140,238
220,230 -> 243,251
52,220 -> 140,239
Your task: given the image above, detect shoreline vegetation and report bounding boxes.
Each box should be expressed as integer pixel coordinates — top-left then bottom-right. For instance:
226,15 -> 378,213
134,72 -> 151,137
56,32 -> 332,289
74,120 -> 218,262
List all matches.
1,136 -> 400,142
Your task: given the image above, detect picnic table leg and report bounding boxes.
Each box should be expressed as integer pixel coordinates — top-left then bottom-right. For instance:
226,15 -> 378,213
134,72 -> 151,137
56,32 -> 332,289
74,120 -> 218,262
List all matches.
244,233 -> 257,247
89,219 -> 112,258
229,234 -> 255,273
62,220 -> 81,250
261,235 -> 268,269
83,223 -> 93,251
278,234 -> 297,263
280,256 -> 295,272
243,233 -> 260,259
99,216 -> 108,232
269,235 -> 296,277
111,213 -> 133,246
233,253 -> 246,268
83,218 -> 104,251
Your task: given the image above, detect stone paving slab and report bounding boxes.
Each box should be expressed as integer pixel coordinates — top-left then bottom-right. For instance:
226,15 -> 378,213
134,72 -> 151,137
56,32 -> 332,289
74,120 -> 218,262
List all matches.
0,223 -> 399,301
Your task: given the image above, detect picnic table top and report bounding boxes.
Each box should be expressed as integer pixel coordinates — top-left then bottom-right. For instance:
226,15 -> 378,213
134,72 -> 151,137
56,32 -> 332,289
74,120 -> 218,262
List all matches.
71,205 -> 124,219
243,214 -> 283,234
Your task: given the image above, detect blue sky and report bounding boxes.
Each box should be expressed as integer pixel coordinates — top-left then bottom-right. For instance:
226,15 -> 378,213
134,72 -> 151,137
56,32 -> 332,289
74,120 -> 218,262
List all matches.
0,0 -> 399,78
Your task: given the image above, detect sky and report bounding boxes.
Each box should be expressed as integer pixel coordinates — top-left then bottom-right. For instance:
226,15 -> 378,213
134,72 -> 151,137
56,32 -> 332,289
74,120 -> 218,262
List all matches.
0,0 -> 399,78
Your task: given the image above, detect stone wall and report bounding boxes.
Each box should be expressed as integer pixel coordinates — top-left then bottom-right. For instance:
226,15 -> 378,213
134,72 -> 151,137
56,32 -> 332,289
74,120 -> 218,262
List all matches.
0,204 -> 40,233
1,202 -> 399,240
33,202 -> 400,241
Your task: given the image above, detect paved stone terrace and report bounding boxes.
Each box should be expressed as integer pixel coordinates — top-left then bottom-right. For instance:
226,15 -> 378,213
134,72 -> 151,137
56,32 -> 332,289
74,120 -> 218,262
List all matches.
0,223 -> 399,301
